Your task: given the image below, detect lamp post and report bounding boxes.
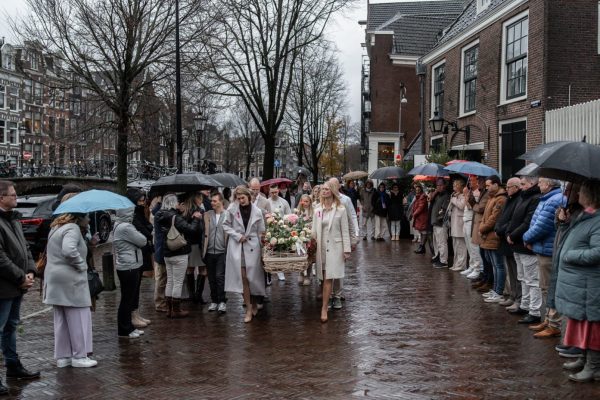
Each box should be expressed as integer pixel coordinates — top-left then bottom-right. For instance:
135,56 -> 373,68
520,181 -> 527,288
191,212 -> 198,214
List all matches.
398,83 -> 407,160
429,111 -> 470,148
360,146 -> 367,171
193,112 -> 207,172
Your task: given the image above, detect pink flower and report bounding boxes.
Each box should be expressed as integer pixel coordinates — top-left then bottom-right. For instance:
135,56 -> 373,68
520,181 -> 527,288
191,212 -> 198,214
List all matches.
285,214 -> 299,224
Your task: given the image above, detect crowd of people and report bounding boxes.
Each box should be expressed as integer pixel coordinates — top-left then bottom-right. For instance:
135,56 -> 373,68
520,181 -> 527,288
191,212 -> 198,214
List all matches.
0,170 -> 598,391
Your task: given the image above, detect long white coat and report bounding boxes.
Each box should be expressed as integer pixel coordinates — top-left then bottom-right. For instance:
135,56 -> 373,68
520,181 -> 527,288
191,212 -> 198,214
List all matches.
312,205 -> 351,281
223,203 -> 266,296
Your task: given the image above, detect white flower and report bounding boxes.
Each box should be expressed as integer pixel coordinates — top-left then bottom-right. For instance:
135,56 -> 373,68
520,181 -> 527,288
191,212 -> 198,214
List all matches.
270,238 -> 278,245
277,238 -> 285,244
265,232 -> 271,238
291,244 -> 297,251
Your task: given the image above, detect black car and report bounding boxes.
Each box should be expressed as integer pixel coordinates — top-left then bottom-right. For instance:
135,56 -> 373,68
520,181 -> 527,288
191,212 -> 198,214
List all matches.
16,195 -> 113,260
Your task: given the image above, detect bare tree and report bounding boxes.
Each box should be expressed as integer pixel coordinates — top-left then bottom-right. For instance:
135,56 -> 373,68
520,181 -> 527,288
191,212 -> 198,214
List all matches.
229,100 -> 263,180
15,0 -> 210,192
202,0 -> 353,180
338,116 -> 360,173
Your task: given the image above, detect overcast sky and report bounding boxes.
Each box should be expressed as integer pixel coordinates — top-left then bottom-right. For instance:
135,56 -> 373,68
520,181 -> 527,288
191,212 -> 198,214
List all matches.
0,0 -> 418,124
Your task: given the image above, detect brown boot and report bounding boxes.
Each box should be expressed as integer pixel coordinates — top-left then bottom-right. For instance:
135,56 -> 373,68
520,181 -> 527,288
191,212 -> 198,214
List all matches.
529,320 -> 548,331
476,283 -> 492,293
171,298 -> 189,318
534,326 -> 561,338
165,297 -> 172,318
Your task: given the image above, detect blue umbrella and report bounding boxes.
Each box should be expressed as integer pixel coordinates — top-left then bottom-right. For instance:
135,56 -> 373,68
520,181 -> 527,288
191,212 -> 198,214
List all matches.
444,161 -> 500,178
53,189 -> 134,215
407,163 -> 447,177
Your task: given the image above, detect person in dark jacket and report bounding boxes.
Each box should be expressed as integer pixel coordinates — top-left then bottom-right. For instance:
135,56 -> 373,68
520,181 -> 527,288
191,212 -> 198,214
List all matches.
181,192 -> 207,304
430,179 -> 451,268
523,178 -> 565,333
555,179 -> 600,382
0,180 -> 39,393
154,194 -> 202,318
388,183 -> 404,241
125,188 -> 153,328
150,196 -> 168,312
371,183 -> 390,241
505,177 -> 541,319
494,177 -> 522,308
342,180 -> 359,212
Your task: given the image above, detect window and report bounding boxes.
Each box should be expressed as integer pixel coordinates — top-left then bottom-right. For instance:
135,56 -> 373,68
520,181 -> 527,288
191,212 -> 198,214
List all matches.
0,121 -> 4,143
48,117 -> 55,135
34,83 -> 42,105
24,80 -> 32,103
461,42 -> 479,115
0,85 -> 4,109
8,87 -> 18,111
432,62 -> 445,117
23,112 -> 32,134
8,122 -> 17,144
33,113 -> 42,134
506,17 -> 528,99
29,52 -> 38,70
377,142 -> 395,167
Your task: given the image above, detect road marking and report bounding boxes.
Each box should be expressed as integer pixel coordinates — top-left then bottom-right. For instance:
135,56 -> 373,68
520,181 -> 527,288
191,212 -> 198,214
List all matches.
22,307 -> 52,320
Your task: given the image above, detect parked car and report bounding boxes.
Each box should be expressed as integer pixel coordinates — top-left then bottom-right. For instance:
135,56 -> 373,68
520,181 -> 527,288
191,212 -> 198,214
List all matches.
16,194 -> 113,260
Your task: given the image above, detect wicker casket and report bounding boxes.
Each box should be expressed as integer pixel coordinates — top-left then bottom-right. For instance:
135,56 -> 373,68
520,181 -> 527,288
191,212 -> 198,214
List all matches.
262,211 -> 312,273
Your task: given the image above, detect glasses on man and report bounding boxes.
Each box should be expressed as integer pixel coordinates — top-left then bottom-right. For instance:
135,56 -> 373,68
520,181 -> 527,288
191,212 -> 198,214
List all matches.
1,193 -> 17,198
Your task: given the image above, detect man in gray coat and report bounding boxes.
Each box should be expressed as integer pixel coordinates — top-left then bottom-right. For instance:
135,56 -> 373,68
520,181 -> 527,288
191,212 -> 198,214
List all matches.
359,180 -> 375,240
0,180 -> 40,394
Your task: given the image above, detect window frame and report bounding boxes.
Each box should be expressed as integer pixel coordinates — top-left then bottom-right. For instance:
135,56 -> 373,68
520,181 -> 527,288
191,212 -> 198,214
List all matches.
459,40 -> 479,117
430,59 -> 446,118
500,10 -> 529,105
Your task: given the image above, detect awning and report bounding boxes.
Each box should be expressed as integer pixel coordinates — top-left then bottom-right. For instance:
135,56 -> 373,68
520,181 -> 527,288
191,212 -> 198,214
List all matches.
451,142 -> 484,151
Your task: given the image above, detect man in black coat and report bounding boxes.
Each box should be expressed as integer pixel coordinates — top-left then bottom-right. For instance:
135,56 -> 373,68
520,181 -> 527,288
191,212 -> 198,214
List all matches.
505,176 -> 541,321
0,180 -> 40,395
495,177 -> 522,309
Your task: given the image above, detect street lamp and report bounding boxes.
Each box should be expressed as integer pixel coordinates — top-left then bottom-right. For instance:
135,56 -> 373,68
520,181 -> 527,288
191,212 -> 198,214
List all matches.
398,83 -> 407,160
429,111 -> 471,147
360,146 -> 367,171
193,112 -> 207,172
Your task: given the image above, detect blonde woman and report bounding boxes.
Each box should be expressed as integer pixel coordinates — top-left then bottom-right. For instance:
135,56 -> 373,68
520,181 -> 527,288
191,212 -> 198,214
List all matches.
312,182 -> 351,323
296,194 -> 314,286
311,185 -> 321,207
181,192 -> 208,304
44,213 -> 96,368
223,186 -> 266,323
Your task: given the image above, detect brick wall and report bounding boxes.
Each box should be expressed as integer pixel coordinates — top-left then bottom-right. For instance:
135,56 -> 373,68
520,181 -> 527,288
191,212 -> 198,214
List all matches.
369,34 -> 421,151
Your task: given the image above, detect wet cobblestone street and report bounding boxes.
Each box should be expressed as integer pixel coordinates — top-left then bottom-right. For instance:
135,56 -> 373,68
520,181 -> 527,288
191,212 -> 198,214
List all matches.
6,240 -> 600,399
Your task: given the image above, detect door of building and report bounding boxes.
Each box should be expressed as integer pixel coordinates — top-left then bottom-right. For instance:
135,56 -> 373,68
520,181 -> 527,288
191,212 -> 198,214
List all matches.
500,120 -> 526,181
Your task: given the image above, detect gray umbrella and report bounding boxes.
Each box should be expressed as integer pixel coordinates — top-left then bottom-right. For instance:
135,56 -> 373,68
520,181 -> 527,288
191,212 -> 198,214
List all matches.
407,163 -> 446,177
150,173 -> 221,194
294,166 -> 311,177
369,166 -> 406,180
210,173 -> 246,188
515,163 -> 539,177
519,141 -> 600,182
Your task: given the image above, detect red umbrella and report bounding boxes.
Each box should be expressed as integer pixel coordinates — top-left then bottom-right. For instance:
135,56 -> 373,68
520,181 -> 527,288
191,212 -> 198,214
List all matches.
260,177 -> 293,187
445,159 -> 468,165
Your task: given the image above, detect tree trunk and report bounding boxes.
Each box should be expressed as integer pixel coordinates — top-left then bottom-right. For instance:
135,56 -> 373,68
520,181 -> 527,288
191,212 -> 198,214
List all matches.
263,133 -> 275,179
311,147 -> 319,186
116,118 -> 129,195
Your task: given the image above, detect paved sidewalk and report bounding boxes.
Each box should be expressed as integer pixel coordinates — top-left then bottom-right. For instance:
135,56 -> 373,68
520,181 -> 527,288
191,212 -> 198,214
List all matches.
5,240 -> 600,399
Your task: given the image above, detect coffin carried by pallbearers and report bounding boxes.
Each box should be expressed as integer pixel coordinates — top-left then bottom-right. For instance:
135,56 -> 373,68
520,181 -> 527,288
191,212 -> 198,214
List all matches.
262,211 -> 314,273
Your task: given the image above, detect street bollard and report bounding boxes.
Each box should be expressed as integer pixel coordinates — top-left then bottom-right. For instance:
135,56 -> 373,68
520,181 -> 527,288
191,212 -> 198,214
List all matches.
102,252 -> 116,291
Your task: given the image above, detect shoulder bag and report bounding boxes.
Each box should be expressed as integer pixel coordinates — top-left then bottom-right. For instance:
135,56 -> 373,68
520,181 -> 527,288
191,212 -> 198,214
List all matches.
166,215 -> 187,251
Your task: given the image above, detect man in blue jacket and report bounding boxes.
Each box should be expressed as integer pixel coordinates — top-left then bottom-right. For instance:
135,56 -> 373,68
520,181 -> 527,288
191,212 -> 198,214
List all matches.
523,178 -> 566,337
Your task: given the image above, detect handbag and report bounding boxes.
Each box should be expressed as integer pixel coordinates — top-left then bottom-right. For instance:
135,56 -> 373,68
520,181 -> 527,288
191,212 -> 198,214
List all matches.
166,215 -> 187,251
88,267 -> 104,298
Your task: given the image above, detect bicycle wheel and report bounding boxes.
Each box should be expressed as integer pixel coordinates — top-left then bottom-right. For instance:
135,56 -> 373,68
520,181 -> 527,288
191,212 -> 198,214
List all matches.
127,165 -> 139,181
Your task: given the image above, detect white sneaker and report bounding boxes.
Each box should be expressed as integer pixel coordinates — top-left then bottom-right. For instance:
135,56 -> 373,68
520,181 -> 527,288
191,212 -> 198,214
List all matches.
208,303 -> 218,312
482,290 -> 496,298
467,270 -> 480,279
218,302 -> 227,313
484,293 -> 503,303
71,357 -> 98,368
56,358 -> 71,368
277,272 -> 285,281
460,267 -> 474,276
133,329 -> 144,336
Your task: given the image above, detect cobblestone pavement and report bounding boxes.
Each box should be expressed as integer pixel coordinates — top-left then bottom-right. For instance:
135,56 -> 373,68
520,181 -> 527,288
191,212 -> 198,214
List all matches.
5,240 -> 600,399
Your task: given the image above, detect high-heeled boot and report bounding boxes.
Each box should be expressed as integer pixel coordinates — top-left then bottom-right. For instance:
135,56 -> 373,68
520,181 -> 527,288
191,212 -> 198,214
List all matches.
195,276 -> 207,304
171,298 -> 189,318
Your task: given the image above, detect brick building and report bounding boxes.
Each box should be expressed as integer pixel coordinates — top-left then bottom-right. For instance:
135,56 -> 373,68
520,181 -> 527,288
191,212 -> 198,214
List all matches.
360,0 -> 465,172
421,0 -> 600,179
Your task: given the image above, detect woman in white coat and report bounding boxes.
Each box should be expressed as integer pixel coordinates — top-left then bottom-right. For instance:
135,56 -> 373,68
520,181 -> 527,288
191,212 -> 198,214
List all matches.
312,181 -> 351,323
223,186 -> 266,323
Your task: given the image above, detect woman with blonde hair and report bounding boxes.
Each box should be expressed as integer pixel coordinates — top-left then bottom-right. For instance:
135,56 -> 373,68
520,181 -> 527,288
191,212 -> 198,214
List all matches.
311,185 -> 321,206
312,181 -> 351,322
180,192 -> 207,304
44,213 -> 96,368
223,186 -> 266,323
296,194 -> 314,285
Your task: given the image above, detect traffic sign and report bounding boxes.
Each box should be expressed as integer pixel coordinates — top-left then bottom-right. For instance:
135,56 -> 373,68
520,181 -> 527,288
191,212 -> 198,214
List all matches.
22,151 -> 32,161
274,159 -> 281,168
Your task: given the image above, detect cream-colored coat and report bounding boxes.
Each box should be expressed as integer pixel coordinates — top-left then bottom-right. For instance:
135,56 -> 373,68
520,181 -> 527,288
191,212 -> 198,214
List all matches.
312,205 -> 351,281
448,193 -> 466,237
223,203 -> 266,296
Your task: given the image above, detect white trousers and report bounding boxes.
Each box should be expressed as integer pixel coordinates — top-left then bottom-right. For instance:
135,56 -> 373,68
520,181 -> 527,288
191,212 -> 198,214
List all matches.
374,216 -> 388,239
514,252 -> 542,316
463,220 -> 482,270
53,306 -> 93,360
432,226 -> 449,264
165,254 -> 189,299
362,215 -> 375,238
452,236 -> 467,270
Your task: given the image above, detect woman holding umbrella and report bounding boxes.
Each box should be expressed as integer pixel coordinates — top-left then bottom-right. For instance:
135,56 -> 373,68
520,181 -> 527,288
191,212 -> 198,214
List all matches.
371,183 -> 390,241
181,192 -> 207,304
155,194 -> 202,318
223,186 -> 266,323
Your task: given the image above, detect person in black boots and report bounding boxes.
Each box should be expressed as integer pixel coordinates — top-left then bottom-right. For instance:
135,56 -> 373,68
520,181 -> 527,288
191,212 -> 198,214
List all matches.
181,192 -> 206,305
0,180 -> 40,395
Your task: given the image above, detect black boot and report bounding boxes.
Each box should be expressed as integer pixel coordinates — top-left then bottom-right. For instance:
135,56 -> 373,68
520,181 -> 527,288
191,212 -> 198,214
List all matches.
414,245 -> 425,254
0,379 -> 8,396
6,360 -> 40,380
196,276 -> 207,305
187,275 -> 198,304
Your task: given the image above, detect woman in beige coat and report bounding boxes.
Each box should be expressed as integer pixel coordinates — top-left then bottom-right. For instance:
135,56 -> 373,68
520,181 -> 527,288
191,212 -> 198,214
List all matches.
312,181 -> 351,323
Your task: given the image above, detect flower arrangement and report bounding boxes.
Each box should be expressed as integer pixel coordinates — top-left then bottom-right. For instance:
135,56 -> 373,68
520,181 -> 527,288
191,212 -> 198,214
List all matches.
264,211 -> 312,254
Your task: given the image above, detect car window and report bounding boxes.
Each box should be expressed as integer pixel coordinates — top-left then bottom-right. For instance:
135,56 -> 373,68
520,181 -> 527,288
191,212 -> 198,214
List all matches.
16,199 -> 54,218
15,203 -> 37,217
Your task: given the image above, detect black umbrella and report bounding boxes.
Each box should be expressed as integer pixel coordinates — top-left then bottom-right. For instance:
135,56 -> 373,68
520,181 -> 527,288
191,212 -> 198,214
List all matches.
150,173 -> 221,195
407,163 -> 446,177
519,141 -> 600,182
369,166 -> 406,180
210,172 -> 246,188
515,163 -> 539,177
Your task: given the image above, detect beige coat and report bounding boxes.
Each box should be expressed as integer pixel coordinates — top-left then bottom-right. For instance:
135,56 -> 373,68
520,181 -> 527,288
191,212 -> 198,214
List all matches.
312,205 -> 351,281
471,190 -> 489,246
448,193 -> 466,237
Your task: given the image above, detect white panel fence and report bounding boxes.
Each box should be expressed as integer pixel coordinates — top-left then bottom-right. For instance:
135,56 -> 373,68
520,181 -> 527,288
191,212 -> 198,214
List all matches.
545,99 -> 600,145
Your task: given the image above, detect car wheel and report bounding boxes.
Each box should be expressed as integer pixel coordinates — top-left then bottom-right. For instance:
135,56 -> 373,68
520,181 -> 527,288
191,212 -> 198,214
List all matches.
96,214 -> 112,243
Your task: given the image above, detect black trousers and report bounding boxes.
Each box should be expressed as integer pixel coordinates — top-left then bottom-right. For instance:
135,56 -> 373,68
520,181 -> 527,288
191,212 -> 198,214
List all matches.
205,253 -> 226,303
116,268 -> 141,336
